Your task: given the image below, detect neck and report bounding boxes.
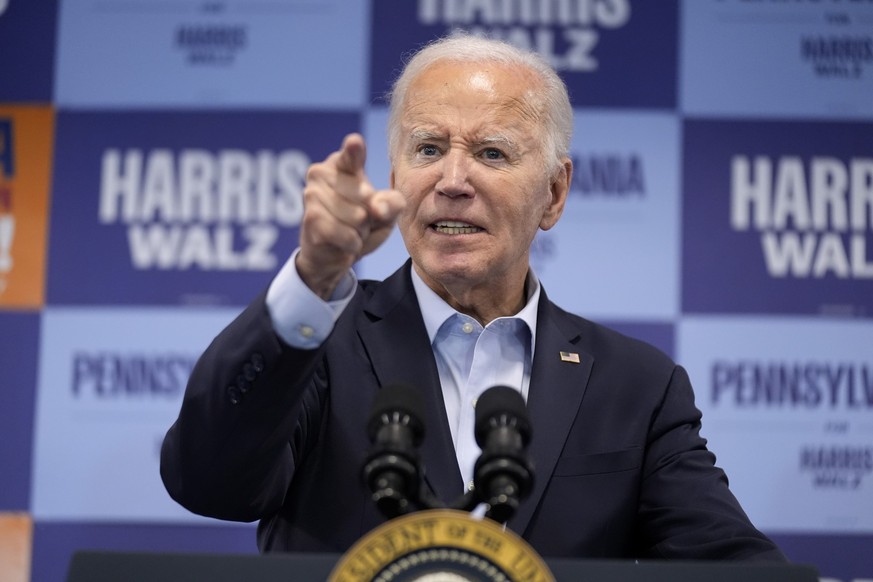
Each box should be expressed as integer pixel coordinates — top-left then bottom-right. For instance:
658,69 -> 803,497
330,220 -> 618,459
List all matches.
415,266 -> 529,326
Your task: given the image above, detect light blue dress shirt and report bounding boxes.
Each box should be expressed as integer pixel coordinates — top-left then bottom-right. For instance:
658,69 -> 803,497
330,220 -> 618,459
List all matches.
266,249 -> 540,493
410,270 -> 538,491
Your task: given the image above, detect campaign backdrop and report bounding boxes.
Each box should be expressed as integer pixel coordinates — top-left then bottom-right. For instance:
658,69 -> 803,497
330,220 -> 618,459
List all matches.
1,1 -> 871,581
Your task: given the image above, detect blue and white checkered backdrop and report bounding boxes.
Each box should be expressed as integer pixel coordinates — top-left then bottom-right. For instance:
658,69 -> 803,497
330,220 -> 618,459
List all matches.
1,1 -> 871,580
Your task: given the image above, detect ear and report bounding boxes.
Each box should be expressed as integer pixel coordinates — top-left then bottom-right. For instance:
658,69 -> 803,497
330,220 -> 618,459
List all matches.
539,157 -> 572,231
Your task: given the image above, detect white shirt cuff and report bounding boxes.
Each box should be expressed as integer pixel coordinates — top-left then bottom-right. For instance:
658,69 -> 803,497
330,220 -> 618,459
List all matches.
265,248 -> 357,349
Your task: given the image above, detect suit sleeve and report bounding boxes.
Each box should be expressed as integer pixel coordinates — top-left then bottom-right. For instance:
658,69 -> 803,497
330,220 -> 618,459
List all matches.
637,365 -> 787,561
160,290 -> 328,522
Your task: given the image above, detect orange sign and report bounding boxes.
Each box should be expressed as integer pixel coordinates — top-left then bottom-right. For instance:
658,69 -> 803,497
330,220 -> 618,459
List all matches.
0,106 -> 54,309
0,512 -> 32,582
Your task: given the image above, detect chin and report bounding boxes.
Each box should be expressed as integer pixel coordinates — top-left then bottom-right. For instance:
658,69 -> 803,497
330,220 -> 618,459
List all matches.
419,255 -> 477,280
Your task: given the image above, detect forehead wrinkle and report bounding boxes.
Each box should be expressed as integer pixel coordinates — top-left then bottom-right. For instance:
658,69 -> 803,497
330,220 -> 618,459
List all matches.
502,92 -> 544,125
402,92 -> 542,155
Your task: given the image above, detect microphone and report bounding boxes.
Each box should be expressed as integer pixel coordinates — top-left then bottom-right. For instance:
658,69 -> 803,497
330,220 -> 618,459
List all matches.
473,386 -> 534,524
362,383 -> 425,519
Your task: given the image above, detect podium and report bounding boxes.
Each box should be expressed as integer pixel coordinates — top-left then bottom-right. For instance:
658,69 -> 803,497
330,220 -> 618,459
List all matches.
65,510 -> 818,581
66,550 -> 819,582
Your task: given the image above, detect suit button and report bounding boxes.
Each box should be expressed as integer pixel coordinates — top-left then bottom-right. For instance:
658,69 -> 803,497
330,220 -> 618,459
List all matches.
251,353 -> 265,372
227,386 -> 242,405
236,374 -> 250,394
242,362 -> 257,381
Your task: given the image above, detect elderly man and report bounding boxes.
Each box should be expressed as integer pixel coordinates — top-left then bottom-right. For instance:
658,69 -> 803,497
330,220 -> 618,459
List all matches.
161,33 -> 785,561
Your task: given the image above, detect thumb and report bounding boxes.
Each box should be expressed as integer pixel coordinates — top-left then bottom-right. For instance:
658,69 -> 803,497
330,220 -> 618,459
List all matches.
369,189 -> 406,225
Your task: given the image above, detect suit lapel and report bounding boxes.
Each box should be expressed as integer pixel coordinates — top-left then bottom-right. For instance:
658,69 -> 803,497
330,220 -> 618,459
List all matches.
509,294 -> 593,536
355,262 -> 465,505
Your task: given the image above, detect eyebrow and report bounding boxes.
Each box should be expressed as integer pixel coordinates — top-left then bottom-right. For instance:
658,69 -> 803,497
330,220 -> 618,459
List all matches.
408,129 -> 520,152
480,134 -> 519,152
409,129 -> 444,143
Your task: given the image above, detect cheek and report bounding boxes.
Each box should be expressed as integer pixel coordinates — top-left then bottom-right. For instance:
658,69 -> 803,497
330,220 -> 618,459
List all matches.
528,183 -> 554,216
508,182 -> 549,215
397,200 -> 424,241
398,190 -> 421,220
395,175 -> 426,204
396,205 -> 413,230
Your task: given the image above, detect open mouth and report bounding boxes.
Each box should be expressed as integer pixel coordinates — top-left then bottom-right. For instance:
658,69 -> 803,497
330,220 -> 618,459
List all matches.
431,220 -> 483,235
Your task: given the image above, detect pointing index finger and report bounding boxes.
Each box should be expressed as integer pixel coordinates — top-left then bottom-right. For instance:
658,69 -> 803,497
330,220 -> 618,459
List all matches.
335,133 -> 367,176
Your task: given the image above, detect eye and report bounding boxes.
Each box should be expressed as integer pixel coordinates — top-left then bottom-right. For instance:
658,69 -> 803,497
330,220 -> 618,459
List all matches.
418,144 -> 440,157
481,148 -> 505,161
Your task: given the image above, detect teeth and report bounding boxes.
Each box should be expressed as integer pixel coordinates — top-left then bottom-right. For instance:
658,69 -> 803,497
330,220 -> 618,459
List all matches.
433,220 -> 482,235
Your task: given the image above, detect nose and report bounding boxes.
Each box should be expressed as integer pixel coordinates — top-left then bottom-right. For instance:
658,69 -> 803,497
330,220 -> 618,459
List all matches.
435,149 -> 475,198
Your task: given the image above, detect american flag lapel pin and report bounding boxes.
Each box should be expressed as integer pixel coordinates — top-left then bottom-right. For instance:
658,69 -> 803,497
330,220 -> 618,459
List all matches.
559,351 -> 580,364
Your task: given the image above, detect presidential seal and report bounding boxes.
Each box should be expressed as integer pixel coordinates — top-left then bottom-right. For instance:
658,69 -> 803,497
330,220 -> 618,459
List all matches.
328,509 -> 554,582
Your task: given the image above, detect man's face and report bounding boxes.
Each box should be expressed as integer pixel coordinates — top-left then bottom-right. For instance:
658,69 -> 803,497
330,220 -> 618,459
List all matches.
391,60 -> 569,299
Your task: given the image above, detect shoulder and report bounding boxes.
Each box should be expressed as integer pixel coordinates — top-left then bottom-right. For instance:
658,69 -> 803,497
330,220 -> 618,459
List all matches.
542,298 -> 678,380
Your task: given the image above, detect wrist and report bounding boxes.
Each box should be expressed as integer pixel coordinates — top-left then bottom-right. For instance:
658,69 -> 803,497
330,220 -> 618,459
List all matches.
295,252 -> 350,301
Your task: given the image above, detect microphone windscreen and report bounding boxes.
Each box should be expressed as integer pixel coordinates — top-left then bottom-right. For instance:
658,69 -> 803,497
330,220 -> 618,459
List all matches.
367,383 -> 425,443
474,385 -> 531,446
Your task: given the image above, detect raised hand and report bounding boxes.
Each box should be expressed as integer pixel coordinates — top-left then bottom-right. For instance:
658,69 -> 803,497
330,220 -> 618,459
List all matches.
295,133 -> 406,299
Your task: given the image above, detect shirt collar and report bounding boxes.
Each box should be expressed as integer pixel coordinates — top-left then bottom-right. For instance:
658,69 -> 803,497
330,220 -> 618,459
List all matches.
410,266 -> 541,348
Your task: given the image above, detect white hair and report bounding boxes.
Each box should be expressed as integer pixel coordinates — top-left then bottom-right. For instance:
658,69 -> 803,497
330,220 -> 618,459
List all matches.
386,31 -> 573,174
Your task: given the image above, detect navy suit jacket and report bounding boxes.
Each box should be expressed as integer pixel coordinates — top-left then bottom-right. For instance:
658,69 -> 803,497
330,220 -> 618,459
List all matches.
161,261 -> 785,560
